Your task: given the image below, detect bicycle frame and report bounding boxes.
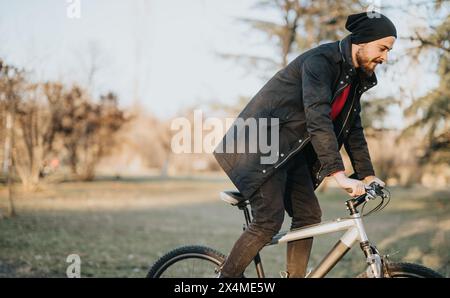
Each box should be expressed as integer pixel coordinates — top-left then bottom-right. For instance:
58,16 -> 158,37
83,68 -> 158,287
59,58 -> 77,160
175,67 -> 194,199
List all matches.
239,203 -> 383,278
271,215 -> 375,278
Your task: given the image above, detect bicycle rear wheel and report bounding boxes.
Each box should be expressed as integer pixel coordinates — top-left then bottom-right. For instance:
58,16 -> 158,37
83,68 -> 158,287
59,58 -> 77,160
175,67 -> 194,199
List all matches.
147,245 -> 226,278
358,262 -> 444,278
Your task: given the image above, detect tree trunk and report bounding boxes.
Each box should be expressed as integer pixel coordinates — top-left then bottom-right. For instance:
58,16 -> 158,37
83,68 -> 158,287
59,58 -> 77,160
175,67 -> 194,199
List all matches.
4,108 -> 16,216
2,112 -> 12,175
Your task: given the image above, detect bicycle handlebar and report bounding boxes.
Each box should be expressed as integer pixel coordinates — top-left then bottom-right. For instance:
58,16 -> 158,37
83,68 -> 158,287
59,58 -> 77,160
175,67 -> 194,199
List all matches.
346,182 -> 388,211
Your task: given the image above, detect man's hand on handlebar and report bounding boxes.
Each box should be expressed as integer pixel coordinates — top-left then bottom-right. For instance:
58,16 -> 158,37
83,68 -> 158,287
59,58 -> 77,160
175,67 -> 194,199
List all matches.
363,175 -> 386,188
332,171 -> 366,197
332,172 -> 386,198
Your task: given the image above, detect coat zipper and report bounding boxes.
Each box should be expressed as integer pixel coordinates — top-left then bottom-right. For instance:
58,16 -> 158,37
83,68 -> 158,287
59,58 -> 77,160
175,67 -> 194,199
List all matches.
274,136 -> 311,169
331,83 -> 349,105
336,83 -> 359,138
315,83 -> 360,181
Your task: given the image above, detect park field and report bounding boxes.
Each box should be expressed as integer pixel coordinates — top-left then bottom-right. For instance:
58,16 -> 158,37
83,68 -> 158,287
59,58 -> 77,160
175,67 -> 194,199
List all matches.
0,177 -> 449,277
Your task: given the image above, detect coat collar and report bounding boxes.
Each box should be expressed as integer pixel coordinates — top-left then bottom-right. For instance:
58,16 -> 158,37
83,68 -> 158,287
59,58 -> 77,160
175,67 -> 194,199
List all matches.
338,35 -> 378,91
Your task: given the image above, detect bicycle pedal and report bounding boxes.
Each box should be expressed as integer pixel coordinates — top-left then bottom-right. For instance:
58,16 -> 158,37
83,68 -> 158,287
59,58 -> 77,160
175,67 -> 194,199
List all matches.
279,271 -> 289,278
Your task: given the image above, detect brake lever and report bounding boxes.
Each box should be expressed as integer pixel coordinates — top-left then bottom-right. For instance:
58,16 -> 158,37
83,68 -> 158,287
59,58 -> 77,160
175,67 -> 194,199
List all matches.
369,182 -> 389,199
365,189 -> 377,200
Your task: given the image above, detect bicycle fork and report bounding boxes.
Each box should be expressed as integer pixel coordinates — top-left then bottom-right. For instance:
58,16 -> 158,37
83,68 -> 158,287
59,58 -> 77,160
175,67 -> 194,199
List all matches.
361,241 -> 384,278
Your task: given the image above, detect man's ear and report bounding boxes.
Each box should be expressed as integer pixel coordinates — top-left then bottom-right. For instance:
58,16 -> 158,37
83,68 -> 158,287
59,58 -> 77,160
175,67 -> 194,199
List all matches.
352,43 -> 364,52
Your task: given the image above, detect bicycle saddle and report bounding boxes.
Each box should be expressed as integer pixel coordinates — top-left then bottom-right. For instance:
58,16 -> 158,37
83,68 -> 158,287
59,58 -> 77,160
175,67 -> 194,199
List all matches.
220,191 -> 248,206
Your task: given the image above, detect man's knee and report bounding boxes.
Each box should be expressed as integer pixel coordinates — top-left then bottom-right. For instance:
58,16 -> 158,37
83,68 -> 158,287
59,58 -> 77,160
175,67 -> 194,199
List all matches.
312,206 -> 322,223
249,212 -> 284,241
291,207 -> 322,230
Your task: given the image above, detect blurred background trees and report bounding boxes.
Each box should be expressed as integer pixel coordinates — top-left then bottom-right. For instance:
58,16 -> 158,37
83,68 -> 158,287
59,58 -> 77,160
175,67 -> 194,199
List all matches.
0,61 -> 129,192
402,13 -> 449,166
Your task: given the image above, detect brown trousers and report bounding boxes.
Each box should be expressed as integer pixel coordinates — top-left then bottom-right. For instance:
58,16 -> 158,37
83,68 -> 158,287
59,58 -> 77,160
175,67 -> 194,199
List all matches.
220,152 -> 322,277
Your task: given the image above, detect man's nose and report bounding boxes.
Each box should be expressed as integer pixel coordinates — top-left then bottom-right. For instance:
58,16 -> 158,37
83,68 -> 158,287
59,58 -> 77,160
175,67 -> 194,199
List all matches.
381,52 -> 388,63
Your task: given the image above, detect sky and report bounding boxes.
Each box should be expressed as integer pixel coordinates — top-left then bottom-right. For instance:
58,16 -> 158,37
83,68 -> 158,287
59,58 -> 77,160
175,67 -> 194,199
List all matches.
0,0 -> 445,127
0,0 -> 264,118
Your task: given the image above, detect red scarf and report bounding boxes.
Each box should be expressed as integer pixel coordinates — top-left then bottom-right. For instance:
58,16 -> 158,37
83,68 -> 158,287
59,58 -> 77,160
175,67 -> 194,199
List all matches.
330,84 -> 351,120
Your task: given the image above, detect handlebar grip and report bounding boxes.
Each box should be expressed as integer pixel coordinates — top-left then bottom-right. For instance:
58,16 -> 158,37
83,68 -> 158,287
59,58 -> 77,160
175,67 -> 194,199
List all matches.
346,182 -> 384,196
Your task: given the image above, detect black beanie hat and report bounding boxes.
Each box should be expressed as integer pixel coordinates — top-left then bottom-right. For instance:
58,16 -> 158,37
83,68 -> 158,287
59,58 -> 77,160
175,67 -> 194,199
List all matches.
345,11 -> 397,44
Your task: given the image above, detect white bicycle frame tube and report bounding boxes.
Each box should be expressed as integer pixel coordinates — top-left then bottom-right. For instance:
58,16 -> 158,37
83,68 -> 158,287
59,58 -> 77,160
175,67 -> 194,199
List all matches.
270,214 -> 368,247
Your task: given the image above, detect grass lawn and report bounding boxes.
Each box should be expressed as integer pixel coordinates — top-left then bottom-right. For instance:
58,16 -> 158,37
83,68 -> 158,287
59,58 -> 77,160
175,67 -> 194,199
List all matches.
0,177 -> 449,277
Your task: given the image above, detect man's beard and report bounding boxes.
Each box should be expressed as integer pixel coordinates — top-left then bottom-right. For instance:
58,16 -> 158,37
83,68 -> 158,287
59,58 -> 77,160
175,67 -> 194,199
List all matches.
356,47 -> 375,76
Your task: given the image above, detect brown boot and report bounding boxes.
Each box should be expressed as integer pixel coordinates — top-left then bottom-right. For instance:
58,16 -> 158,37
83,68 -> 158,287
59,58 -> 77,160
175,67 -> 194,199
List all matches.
286,237 -> 313,278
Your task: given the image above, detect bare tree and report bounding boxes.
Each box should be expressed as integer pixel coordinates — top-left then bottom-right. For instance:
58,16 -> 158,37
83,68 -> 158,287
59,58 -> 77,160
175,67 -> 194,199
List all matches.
221,0 -> 365,76
0,63 -> 26,215
13,83 -> 49,190
54,87 -> 128,180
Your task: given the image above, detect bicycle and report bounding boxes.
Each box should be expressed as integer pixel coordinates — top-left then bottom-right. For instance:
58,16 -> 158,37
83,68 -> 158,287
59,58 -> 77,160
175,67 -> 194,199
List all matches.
147,183 -> 444,278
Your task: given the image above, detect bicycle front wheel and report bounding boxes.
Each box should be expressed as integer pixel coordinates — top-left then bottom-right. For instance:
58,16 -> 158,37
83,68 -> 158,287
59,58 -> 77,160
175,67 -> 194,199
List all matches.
147,245 -> 226,278
358,262 -> 444,278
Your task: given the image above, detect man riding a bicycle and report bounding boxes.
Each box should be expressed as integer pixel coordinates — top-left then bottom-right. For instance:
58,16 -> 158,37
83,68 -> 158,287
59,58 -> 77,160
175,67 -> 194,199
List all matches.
213,11 -> 397,278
